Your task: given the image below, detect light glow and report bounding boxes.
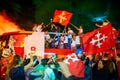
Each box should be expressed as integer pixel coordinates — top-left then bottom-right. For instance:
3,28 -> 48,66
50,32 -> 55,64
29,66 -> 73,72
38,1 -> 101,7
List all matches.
0,12 -> 24,35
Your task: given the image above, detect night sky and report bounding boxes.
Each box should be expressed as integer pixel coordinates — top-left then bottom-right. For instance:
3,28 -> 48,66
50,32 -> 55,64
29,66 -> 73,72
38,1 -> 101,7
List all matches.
0,0 -> 120,33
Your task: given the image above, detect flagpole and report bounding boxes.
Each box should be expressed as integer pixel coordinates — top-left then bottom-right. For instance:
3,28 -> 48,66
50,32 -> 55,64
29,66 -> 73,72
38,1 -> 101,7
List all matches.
62,26 -> 67,33
69,22 -> 78,29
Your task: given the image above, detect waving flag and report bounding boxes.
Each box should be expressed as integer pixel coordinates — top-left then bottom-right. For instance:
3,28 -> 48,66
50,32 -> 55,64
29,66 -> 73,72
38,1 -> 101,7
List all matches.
112,29 -> 119,45
82,23 -> 118,55
53,10 -> 73,26
64,53 -> 84,78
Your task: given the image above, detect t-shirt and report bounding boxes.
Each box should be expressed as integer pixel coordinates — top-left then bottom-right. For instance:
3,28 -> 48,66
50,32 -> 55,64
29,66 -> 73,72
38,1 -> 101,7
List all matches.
68,30 -> 73,38
75,36 -> 80,45
43,67 -> 56,80
9,66 -> 25,80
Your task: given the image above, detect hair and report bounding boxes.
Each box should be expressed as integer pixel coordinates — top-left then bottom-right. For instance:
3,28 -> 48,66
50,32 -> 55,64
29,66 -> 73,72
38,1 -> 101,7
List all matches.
104,20 -> 108,22
102,59 -> 114,73
12,55 -> 21,65
96,21 -> 103,26
85,57 -> 90,66
33,55 -> 37,61
104,53 -> 109,58
97,59 -> 106,69
117,53 -> 120,58
4,47 -> 13,55
41,58 -> 49,66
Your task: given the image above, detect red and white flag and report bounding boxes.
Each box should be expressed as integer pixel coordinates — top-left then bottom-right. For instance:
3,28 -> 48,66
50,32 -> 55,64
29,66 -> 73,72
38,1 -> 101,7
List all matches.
112,29 -> 119,45
64,53 -> 84,78
53,10 -> 73,26
82,23 -> 118,55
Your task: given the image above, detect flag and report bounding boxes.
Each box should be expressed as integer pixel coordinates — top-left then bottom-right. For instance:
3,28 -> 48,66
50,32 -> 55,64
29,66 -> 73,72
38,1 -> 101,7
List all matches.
64,53 -> 84,78
53,10 -> 73,26
112,29 -> 119,45
82,23 -> 117,55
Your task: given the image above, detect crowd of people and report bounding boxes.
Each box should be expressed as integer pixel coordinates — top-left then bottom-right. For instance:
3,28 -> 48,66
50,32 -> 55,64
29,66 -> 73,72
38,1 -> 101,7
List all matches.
1,48 -> 120,80
0,20 -> 120,80
42,23 -> 83,50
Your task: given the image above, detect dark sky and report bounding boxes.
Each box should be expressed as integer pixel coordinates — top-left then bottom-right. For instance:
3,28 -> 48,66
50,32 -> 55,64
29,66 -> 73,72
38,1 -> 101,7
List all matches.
0,0 -> 120,32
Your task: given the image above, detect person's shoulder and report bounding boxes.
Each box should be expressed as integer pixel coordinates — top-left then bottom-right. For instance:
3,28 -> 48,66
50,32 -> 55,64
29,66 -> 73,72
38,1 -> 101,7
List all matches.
10,66 -> 24,76
18,66 -> 24,69
12,66 -> 24,71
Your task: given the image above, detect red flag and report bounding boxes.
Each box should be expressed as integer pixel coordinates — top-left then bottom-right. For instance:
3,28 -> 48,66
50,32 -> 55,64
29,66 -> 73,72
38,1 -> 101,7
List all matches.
64,53 -> 84,78
82,23 -> 117,55
53,10 -> 73,26
112,29 -> 119,45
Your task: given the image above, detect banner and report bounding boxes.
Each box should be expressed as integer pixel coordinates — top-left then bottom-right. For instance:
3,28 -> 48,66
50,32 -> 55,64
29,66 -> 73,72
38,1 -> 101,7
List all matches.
24,32 -> 45,58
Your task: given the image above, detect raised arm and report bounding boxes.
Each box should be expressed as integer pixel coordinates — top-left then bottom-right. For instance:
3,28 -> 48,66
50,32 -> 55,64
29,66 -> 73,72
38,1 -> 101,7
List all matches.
24,53 -> 33,71
73,25 -> 79,30
58,62 -> 72,78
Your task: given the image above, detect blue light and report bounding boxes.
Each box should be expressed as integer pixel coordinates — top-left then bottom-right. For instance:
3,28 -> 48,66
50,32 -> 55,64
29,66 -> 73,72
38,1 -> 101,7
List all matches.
92,16 -> 107,22
76,48 -> 83,54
